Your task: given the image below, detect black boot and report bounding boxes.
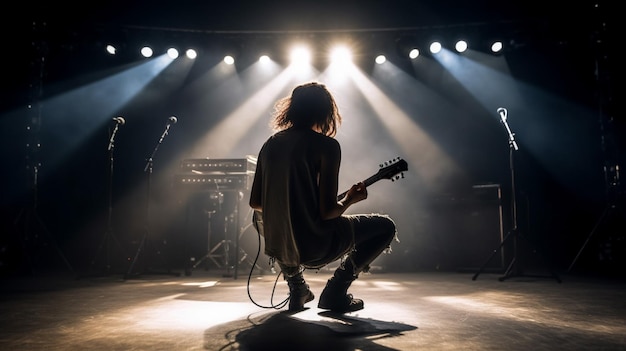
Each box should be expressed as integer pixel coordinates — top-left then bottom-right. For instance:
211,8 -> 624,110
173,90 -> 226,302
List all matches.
286,273 -> 314,311
317,271 -> 364,313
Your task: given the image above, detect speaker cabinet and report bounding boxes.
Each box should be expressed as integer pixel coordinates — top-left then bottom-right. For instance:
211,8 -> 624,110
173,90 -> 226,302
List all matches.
429,184 -> 505,271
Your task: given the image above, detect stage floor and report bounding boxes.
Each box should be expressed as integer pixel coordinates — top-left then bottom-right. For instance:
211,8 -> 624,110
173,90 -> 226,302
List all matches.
0,267 -> 625,351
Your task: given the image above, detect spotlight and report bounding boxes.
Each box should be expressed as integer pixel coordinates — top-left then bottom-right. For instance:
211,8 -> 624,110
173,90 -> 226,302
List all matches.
290,46 -> 311,65
186,49 -> 197,59
140,46 -> 153,58
224,55 -> 235,65
330,46 -> 352,64
395,35 -> 420,60
167,48 -> 179,59
491,41 -> 503,53
375,55 -> 386,64
429,41 -> 442,54
259,55 -> 270,63
106,44 -> 116,55
455,40 -> 468,53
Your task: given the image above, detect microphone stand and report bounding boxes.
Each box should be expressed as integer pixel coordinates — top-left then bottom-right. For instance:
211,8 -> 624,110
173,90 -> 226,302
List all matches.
125,120 -> 179,279
473,109 -> 561,282
86,122 -> 123,276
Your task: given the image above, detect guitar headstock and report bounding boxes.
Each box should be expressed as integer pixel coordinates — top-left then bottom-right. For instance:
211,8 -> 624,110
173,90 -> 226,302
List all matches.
377,157 -> 408,181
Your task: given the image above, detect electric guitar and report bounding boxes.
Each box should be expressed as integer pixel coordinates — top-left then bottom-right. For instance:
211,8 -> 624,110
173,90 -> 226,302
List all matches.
252,157 -> 408,236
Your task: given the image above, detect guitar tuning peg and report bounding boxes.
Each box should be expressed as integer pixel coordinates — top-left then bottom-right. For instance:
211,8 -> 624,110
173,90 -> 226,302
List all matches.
401,173 -> 405,178
379,163 -> 383,168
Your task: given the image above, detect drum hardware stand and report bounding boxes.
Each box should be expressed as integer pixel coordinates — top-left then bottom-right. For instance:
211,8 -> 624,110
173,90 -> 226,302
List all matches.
208,212 -> 234,277
125,117 -> 180,279
204,191 -> 258,279
85,118 -> 124,276
185,187 -> 234,276
189,206 -> 227,272
473,108 -> 561,283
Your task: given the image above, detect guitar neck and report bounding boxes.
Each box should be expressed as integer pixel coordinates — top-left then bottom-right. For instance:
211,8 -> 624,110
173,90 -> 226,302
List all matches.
335,158 -> 407,201
336,173 -> 382,201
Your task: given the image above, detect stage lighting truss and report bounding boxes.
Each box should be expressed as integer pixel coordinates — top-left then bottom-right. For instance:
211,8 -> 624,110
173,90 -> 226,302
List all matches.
102,29 -> 511,65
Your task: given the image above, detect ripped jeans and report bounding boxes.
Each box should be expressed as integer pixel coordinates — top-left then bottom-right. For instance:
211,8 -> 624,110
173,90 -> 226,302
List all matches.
279,213 -> 398,278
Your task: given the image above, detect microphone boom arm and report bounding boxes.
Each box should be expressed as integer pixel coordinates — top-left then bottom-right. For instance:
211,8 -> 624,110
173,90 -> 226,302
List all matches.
144,120 -> 174,172
498,108 -> 519,151
503,118 -> 519,151
108,123 -> 120,151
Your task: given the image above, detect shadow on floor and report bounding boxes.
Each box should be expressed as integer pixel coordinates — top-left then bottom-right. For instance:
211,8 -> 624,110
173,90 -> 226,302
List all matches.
205,309 -> 417,351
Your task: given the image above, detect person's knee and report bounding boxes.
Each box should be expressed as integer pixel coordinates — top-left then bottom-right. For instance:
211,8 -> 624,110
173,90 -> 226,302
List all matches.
380,215 -> 397,240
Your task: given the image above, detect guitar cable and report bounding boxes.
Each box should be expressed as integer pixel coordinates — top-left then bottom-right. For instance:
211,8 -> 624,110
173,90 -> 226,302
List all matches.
246,227 -> 289,310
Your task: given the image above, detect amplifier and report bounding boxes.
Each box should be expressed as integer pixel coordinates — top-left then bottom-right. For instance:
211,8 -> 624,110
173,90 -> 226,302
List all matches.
428,184 -> 505,271
180,155 -> 257,173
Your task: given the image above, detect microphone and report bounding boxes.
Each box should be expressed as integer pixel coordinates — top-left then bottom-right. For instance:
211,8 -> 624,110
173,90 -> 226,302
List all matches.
168,116 -> 178,125
497,107 -> 507,122
113,116 -> 126,125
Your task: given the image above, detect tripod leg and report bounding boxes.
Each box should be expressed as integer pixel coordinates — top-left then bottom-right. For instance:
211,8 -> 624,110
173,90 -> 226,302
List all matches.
14,206 -> 74,275
188,211 -> 218,274
15,209 -> 36,274
498,256 -> 518,281
88,226 -> 123,275
124,232 -> 146,280
90,231 -> 109,268
237,246 -> 263,272
208,241 -> 225,268
191,253 -> 212,269
34,213 -> 74,274
499,230 -> 562,283
568,205 -> 610,273
472,230 -> 512,280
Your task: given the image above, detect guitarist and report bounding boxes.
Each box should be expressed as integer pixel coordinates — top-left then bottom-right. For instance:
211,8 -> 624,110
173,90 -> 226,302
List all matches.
249,82 -> 398,313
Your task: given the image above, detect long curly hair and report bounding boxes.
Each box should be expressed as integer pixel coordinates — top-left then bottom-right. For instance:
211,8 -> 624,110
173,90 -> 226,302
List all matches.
270,82 -> 342,137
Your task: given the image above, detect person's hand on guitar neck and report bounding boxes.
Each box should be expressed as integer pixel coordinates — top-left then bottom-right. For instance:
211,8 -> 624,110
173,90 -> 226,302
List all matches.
339,181 -> 367,208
